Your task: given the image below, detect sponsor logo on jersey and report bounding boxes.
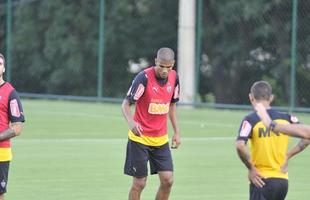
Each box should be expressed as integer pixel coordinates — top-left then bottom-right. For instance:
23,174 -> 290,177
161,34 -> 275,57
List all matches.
290,115 -> 299,123
10,99 -> 21,117
240,120 -> 252,137
133,84 -> 145,100
0,180 -> 6,188
167,85 -> 172,93
148,103 -> 170,114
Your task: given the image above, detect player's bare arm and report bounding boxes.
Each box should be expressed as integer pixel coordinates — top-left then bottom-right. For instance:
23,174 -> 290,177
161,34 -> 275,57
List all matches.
236,140 -> 265,188
0,122 -> 23,141
255,103 -> 310,139
281,139 -> 310,173
236,140 -> 253,170
121,98 -> 142,136
286,139 -> 309,160
169,103 -> 180,148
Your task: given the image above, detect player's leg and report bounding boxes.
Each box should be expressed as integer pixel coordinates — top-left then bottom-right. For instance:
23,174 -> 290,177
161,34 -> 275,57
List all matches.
249,183 -> 266,200
0,161 -> 9,200
129,176 -> 147,200
149,143 -> 174,200
124,140 -> 150,200
156,171 -> 174,200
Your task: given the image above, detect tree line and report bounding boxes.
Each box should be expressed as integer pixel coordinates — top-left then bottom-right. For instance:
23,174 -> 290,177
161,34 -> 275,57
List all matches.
0,0 -> 309,106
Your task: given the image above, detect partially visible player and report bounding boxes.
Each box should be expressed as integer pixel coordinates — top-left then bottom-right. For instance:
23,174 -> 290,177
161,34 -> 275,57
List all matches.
121,47 -> 180,200
235,80 -> 304,200
0,53 -> 25,200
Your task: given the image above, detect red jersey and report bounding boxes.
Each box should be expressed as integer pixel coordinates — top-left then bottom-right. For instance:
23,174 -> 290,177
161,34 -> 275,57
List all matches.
0,82 -> 25,161
126,67 -> 179,146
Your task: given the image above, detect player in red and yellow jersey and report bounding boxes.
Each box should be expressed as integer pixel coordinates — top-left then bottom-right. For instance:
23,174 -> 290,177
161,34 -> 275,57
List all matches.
122,47 -> 180,200
0,53 -> 25,200
236,81 -> 306,200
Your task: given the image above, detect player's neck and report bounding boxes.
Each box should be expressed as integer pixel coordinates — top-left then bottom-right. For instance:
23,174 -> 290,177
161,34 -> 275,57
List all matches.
153,68 -> 168,85
0,78 -> 4,86
155,74 -> 167,85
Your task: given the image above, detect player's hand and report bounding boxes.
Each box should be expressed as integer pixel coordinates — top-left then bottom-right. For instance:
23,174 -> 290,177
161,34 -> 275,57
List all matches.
254,103 -> 272,127
171,132 -> 181,149
248,167 -> 265,188
129,121 -> 143,137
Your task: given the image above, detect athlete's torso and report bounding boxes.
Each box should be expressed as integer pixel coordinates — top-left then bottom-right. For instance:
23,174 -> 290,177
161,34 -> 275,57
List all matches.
126,67 -> 179,146
237,109 -> 298,179
0,82 -> 25,161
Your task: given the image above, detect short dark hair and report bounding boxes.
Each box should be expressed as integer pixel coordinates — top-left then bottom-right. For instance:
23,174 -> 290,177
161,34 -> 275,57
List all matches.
157,47 -> 174,61
251,81 -> 272,100
0,53 -> 5,66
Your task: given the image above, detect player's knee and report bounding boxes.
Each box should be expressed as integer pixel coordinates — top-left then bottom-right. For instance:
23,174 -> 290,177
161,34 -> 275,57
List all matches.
132,177 -> 147,191
161,176 -> 174,188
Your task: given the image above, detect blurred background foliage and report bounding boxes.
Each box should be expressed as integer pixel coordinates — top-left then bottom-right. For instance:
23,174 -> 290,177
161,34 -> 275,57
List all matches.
0,0 -> 309,107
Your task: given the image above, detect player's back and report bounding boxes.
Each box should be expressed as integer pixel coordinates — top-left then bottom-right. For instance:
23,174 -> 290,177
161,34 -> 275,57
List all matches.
240,109 -> 297,179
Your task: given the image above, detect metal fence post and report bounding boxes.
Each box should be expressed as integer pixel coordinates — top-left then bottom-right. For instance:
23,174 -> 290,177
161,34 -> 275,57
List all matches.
290,0 -> 298,111
195,0 -> 203,104
6,0 -> 12,82
97,0 -> 105,98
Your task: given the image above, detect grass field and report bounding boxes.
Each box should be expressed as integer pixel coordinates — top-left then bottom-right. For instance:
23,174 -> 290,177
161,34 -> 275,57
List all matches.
5,99 -> 310,199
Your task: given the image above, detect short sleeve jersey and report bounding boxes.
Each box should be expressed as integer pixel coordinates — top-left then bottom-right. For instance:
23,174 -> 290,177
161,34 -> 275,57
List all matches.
236,109 -> 299,179
126,66 -> 180,146
0,82 -> 25,161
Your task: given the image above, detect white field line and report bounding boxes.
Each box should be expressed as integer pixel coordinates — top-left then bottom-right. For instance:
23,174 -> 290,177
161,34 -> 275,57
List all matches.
15,137 -> 235,144
32,110 -> 237,128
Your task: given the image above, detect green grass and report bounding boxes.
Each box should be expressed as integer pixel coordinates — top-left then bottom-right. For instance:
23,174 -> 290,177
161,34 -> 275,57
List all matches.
5,99 -> 310,199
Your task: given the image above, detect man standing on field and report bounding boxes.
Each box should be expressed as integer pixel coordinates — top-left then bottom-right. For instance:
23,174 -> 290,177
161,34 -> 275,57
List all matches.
0,53 -> 25,200
235,80 -> 306,200
122,47 -> 181,200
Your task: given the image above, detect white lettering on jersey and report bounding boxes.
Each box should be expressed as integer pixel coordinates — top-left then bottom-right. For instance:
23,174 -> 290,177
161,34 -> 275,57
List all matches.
148,103 -> 170,114
240,120 -> 252,137
10,99 -> 21,117
133,84 -> 145,100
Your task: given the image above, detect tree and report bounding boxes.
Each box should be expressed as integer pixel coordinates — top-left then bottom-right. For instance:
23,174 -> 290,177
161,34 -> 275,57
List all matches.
199,0 -> 309,106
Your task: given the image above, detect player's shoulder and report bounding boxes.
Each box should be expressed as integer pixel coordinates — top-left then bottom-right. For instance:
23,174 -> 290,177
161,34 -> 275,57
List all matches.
0,82 -> 15,93
134,70 -> 148,82
242,111 -> 260,126
2,82 -> 14,89
268,109 -> 299,123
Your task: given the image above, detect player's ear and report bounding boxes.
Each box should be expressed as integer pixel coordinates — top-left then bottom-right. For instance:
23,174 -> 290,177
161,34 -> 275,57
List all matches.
3,68 -> 5,73
171,60 -> 175,67
249,93 -> 255,104
155,58 -> 158,66
248,93 -> 253,101
269,94 -> 274,103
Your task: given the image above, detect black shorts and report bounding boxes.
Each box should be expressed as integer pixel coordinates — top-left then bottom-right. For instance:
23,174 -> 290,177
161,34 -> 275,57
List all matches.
0,161 -> 10,194
250,178 -> 288,200
124,139 -> 173,177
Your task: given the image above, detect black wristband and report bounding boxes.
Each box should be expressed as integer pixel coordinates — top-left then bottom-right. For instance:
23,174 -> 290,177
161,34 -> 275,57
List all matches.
269,121 -> 277,131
